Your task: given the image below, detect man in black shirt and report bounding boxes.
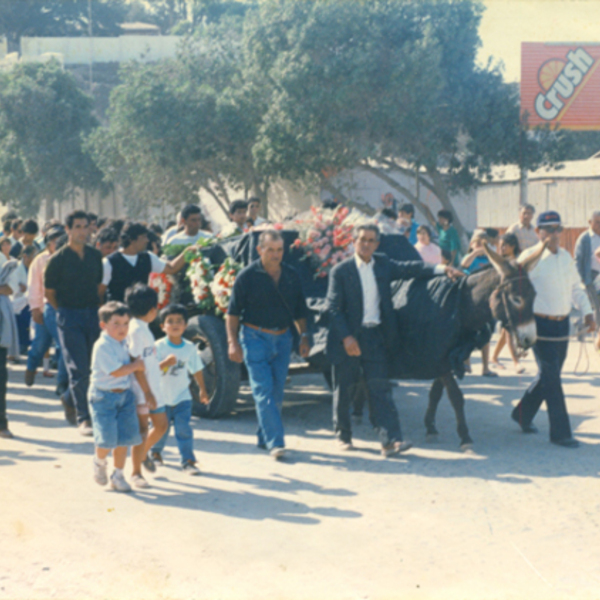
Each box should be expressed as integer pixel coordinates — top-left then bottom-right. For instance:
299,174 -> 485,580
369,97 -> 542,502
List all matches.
226,230 -> 310,459
45,210 -> 103,436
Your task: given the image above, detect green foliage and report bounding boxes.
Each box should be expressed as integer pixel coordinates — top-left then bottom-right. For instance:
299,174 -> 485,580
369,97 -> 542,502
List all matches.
0,59 -> 104,216
88,18 -> 266,216
248,0 -> 571,241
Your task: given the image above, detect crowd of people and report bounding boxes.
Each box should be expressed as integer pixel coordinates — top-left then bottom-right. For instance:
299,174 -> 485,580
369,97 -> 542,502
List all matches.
0,194 -> 597,492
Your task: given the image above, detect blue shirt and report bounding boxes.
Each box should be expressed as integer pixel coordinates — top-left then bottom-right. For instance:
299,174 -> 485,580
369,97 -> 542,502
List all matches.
465,255 -> 490,274
407,221 -> 419,245
90,332 -> 131,391
228,259 -> 310,330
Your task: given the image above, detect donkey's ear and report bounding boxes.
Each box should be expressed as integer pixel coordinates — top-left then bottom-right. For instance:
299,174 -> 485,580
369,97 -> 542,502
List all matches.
483,243 -> 511,277
518,239 -> 548,273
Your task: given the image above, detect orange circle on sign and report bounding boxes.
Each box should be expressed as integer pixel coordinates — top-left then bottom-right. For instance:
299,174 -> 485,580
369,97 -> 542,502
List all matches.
538,59 -> 565,91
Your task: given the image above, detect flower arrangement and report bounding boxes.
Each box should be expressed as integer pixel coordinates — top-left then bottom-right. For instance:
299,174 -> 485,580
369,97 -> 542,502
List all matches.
210,257 -> 242,315
291,205 -> 355,278
188,255 -> 215,311
148,273 -> 175,309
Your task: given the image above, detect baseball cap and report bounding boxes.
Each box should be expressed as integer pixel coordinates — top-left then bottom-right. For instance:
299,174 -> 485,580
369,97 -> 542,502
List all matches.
537,211 -> 562,228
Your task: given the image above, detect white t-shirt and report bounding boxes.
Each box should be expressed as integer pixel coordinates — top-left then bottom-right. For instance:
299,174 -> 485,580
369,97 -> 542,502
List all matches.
155,337 -> 204,406
102,251 -> 167,286
127,318 -> 163,407
10,262 -> 28,315
166,230 -> 212,246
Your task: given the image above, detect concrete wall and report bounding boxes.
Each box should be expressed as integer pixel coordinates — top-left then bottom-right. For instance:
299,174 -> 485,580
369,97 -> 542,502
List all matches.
20,35 -> 180,65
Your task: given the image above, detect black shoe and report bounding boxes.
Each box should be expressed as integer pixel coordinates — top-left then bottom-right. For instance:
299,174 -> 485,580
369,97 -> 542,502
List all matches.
61,398 -> 76,426
142,454 -> 156,473
551,437 -> 579,448
511,410 -> 538,434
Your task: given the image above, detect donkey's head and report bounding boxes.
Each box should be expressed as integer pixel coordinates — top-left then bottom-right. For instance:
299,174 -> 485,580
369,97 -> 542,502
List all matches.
483,242 -> 546,349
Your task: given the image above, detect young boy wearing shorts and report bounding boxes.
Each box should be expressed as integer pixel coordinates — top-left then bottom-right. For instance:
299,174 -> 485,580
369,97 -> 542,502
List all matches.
150,304 -> 209,475
89,302 -> 144,492
125,283 -> 169,488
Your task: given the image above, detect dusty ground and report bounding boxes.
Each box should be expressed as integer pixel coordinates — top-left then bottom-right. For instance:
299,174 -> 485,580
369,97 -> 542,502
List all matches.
2,340 -> 600,600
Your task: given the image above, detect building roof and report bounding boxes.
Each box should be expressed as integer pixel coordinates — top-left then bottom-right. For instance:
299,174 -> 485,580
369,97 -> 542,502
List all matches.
119,22 -> 161,35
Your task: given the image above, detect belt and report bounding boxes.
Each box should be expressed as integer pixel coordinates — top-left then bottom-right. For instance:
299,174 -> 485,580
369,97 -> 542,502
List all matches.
362,322 -> 380,329
110,388 -> 128,394
534,314 -> 568,321
244,323 -> 289,336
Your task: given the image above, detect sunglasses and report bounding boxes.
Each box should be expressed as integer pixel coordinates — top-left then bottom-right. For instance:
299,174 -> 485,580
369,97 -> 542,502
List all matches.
540,225 -> 563,233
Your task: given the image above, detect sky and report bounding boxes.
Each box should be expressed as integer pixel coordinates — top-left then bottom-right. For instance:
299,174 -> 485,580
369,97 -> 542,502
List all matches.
477,0 -> 600,82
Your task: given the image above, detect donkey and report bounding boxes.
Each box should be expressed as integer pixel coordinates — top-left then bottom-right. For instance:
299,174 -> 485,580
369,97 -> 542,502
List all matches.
421,242 -> 545,450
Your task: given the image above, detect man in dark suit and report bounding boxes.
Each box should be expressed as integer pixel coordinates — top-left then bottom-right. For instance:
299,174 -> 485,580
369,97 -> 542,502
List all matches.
326,224 -> 460,457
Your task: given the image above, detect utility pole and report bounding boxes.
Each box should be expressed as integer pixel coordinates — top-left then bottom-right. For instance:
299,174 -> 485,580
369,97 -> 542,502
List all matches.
88,0 -> 93,94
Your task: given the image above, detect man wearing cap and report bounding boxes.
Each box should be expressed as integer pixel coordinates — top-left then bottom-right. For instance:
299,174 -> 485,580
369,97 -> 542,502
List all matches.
24,226 -> 69,400
512,211 -> 594,447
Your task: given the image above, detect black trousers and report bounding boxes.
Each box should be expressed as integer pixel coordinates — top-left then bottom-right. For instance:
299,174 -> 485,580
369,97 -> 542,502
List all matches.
513,316 -> 572,441
56,307 -> 100,424
332,326 -> 402,446
0,347 -> 8,430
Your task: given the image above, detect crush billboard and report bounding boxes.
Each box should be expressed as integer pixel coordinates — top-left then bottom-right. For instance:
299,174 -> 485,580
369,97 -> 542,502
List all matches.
521,43 -> 600,130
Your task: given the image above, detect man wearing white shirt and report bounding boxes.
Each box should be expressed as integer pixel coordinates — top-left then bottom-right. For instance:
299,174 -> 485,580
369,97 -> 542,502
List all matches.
513,211 -> 594,448
248,197 -> 267,227
99,222 -> 190,303
325,224 -> 462,456
166,205 -> 212,246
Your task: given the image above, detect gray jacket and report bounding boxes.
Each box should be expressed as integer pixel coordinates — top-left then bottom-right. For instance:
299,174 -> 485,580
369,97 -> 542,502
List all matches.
574,229 -> 595,286
0,260 -> 20,356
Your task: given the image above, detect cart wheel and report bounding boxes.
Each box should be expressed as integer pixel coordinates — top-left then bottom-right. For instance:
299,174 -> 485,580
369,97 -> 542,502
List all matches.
185,315 -> 241,418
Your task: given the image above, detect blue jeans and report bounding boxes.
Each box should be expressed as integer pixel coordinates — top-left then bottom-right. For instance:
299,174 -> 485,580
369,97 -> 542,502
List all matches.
26,304 -> 68,387
240,326 -> 293,450
16,306 -> 31,353
151,400 -> 196,465
56,307 -> 100,424
88,388 -> 141,449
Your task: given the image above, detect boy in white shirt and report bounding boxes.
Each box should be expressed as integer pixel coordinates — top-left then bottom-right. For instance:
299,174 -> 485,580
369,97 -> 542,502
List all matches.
151,304 -> 209,474
89,302 -> 145,492
125,284 -> 169,488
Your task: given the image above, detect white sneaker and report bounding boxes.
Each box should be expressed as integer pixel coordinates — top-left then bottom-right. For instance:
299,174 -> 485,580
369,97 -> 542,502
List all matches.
93,458 -> 107,486
110,470 -> 132,492
131,474 -> 150,489
270,447 -> 286,460
182,460 -> 201,476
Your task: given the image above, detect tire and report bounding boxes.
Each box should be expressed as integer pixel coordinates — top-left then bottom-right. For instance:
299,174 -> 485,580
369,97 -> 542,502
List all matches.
185,315 -> 241,419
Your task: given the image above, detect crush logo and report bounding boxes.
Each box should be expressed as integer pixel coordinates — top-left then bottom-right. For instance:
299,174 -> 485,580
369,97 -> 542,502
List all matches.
534,48 -> 594,120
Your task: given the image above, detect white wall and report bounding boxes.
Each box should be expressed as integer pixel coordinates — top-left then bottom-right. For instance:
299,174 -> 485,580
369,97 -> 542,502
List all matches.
323,167 -> 478,232
20,35 -> 180,65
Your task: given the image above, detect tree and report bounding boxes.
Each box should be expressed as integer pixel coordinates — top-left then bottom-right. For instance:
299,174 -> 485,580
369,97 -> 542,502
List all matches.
0,0 -> 128,52
88,18 -> 267,217
248,0 -> 569,245
0,59 -> 104,216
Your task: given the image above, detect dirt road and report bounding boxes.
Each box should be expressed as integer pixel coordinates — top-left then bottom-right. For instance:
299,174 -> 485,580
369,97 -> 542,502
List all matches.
2,343 -> 600,599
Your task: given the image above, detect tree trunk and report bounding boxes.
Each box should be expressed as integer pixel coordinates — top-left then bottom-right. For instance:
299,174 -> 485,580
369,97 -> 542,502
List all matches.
359,161 -> 469,252
320,177 -> 375,215
425,167 -> 469,252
